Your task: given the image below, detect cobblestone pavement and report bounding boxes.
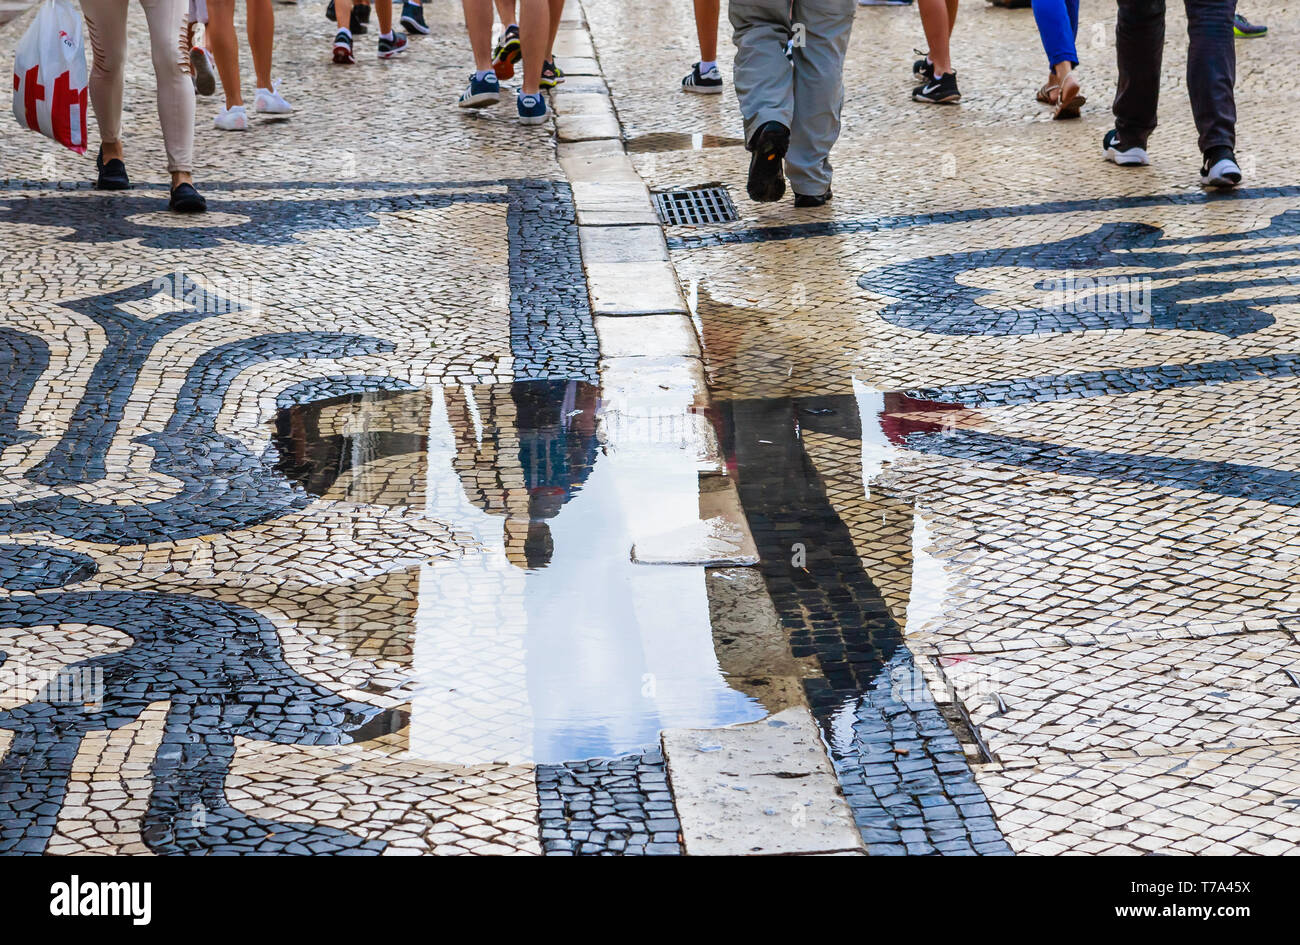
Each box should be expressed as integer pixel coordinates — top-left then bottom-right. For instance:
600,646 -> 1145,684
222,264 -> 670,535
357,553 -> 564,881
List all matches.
586,0 -> 1300,854
0,0 -> 760,856
2,0 -> 1297,858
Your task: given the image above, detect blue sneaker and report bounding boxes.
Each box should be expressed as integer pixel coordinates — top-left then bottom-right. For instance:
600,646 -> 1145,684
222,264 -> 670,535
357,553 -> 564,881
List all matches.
400,0 -> 429,35
458,72 -> 501,108
517,92 -> 547,125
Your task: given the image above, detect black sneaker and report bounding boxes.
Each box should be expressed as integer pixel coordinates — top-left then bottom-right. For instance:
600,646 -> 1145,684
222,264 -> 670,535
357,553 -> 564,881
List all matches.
169,182 -> 207,213
793,190 -> 831,208
1201,145 -> 1242,188
1102,128 -> 1149,166
681,61 -> 723,94
95,146 -> 129,190
912,51 -> 934,81
746,121 -> 789,203
913,71 -> 960,103
332,29 -> 355,64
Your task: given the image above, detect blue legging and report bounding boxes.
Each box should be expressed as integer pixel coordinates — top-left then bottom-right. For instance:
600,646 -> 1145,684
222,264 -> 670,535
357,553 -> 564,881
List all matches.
1032,0 -> 1080,68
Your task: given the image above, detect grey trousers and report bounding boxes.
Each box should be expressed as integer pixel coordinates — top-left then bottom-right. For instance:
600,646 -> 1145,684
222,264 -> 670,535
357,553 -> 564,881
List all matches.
729,0 -> 856,196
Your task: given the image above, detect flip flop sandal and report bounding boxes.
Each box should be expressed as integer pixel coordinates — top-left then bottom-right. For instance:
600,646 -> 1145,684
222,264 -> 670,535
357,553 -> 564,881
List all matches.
1037,80 -> 1060,105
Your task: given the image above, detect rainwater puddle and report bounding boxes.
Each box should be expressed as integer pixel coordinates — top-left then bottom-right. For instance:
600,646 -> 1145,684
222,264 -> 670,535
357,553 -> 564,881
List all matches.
272,380 -> 763,764
626,132 -> 745,153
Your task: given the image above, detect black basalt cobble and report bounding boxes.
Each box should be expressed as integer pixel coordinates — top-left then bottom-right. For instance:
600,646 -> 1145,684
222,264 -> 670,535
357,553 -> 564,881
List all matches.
535,749 -> 683,856
0,591 -> 392,855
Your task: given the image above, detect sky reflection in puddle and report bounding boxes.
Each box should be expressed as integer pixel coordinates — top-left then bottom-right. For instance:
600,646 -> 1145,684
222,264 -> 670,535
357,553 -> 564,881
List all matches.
278,380 -> 763,764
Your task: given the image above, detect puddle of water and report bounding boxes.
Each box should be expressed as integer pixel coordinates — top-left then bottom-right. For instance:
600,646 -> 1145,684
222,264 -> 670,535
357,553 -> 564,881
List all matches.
853,379 -> 960,636
625,132 -> 746,153
274,380 -> 763,764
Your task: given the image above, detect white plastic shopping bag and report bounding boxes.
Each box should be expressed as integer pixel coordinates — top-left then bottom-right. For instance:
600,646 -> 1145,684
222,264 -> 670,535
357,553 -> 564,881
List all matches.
11,0 -> 88,154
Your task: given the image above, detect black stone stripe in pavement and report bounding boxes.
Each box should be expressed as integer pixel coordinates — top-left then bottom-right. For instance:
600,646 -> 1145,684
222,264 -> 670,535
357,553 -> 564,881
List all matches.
535,749 -> 683,856
663,186 -> 1300,250
718,396 -> 1012,856
0,591 -> 390,855
907,354 -> 1300,407
904,429 -> 1300,508
0,176 -> 596,388
507,179 -> 598,383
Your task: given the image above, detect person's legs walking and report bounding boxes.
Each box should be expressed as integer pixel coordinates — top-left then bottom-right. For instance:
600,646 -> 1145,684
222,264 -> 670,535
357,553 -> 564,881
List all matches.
916,0 -> 952,74
1113,0 -> 1164,149
140,0 -> 203,208
492,0 -> 522,78
248,0 -> 290,113
516,0 -> 549,121
1032,0 -> 1084,116
787,0 -> 855,201
204,0 -> 246,129
730,0 -> 794,201
683,0 -> 724,93
82,0 -> 129,165
541,0 -> 565,87
695,0 -> 721,62
730,0 -> 794,144
247,0 -> 273,91
459,0 -> 504,106
1184,0 -> 1236,153
914,0 -> 960,101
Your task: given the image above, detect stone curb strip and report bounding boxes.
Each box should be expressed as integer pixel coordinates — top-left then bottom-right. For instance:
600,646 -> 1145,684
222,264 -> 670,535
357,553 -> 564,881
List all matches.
557,0 -> 756,569
557,3 -> 861,857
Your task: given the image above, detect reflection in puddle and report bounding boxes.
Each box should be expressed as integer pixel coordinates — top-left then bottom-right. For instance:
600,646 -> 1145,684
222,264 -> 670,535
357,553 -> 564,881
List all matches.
273,380 -> 763,764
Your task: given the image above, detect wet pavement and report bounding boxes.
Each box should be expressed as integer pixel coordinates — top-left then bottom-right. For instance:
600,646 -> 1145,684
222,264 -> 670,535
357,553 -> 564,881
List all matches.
1,0 -> 1298,856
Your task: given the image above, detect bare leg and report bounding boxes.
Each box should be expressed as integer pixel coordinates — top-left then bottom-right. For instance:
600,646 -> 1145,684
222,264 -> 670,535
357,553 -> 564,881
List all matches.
494,0 -> 516,26
335,0 -> 352,32
520,0 -> 547,94
946,0 -> 958,35
546,0 -> 564,59
917,0 -> 952,74
374,0 -> 392,33
694,0 -> 719,62
247,0 -> 274,90
463,0 -> 495,70
205,0 -> 242,108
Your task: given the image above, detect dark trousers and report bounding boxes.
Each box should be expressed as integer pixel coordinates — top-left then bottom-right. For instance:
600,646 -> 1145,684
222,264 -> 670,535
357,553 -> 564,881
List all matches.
1114,0 -> 1237,153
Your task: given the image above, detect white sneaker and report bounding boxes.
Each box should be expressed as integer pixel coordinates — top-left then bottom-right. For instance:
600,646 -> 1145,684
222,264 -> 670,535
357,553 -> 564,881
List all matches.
254,80 -> 293,115
213,104 -> 249,131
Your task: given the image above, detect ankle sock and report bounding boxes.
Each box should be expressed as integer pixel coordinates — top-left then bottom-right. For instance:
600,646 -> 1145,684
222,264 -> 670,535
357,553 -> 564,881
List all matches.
699,60 -> 717,72
474,69 -> 494,81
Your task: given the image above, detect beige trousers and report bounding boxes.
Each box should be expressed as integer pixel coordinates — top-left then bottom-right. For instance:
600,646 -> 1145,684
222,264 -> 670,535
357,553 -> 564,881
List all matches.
81,0 -> 195,172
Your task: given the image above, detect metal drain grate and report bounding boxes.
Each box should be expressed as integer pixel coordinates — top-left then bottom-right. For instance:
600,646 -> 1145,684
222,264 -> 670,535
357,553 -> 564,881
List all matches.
651,184 -> 739,226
